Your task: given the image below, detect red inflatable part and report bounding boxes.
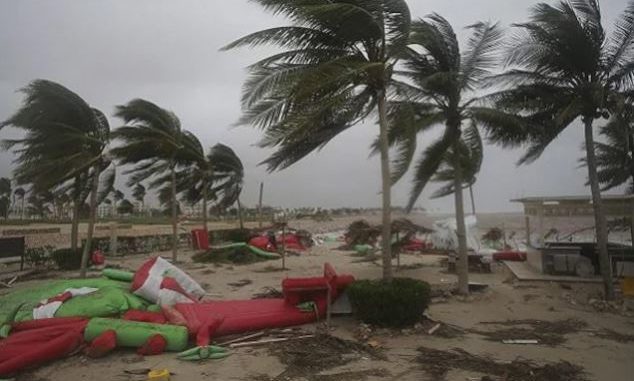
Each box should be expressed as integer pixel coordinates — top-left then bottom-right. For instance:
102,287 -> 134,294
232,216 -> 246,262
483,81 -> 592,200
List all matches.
248,236 -> 275,252
175,264 -> 354,344
123,310 -> 167,324
191,229 -> 210,250
91,250 -> 105,265
402,239 -> 428,252
162,305 -> 188,326
137,334 -> 167,356
277,234 -> 306,251
195,315 -> 224,346
0,319 -> 88,376
492,251 -> 527,262
11,317 -> 87,332
85,330 -> 117,358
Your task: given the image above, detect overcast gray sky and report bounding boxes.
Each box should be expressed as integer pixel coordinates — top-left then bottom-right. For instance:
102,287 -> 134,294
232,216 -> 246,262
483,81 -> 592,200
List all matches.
0,0 -> 628,212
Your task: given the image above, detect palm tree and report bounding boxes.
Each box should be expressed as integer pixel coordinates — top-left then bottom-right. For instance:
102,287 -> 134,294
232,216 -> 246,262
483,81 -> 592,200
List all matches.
387,16 -> 504,294
223,0 -> 412,280
594,98 -> 634,192
429,127 -> 483,216
112,189 -> 124,216
13,187 -> 25,219
0,178 -> 11,219
132,183 -> 146,214
111,99 -> 187,262
1,80 -> 112,278
176,133 -> 245,232
487,0 -> 634,300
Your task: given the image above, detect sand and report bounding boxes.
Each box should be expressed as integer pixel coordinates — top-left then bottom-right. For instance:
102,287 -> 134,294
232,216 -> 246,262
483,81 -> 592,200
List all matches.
3,214 -> 634,381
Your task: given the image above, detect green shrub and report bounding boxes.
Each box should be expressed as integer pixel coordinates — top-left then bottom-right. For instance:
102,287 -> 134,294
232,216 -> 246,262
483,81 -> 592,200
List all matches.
216,228 -> 253,243
348,278 -> 431,328
51,248 -> 83,270
25,245 -> 55,267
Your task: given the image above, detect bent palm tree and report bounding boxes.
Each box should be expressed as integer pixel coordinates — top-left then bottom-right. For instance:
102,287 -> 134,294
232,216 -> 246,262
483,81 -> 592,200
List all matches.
111,99 -> 186,261
594,99 -> 634,192
132,183 -> 146,214
224,0 -> 412,280
1,80 -> 112,277
177,133 -> 244,232
430,126 -> 483,216
488,0 -> 634,299
388,16 -> 505,294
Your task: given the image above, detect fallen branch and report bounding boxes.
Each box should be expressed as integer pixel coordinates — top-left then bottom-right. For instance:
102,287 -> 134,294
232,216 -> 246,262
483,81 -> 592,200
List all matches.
216,331 -> 265,346
229,334 -> 315,348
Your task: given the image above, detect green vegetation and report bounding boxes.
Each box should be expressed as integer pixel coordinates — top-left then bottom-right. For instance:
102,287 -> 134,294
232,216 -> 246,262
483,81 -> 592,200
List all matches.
51,248 -> 83,270
348,278 -> 431,327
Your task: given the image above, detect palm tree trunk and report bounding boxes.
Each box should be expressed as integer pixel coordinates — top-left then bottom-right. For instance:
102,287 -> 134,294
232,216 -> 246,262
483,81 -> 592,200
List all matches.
171,165 -> 178,262
584,118 -> 614,300
469,184 -> 476,215
453,143 -> 469,295
237,196 -> 244,230
377,90 -> 393,281
70,176 -> 81,251
202,180 -> 208,232
80,164 -> 101,278
20,196 -> 24,220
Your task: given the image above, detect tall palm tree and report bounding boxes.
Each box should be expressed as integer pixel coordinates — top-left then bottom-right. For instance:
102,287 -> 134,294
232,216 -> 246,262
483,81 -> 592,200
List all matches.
176,133 -> 244,232
223,0 -> 412,280
487,0 -> 634,300
0,80 -> 112,278
387,16 -> 504,294
111,99 -> 187,262
132,183 -> 146,214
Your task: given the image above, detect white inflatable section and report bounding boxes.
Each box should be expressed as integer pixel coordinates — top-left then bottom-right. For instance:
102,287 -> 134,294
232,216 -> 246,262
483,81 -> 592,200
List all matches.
134,257 -> 205,304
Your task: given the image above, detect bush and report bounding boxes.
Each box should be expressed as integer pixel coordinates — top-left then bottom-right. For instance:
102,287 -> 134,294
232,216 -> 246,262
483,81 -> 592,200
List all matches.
25,245 -> 55,267
348,278 -> 431,328
51,248 -> 83,270
215,228 -> 253,243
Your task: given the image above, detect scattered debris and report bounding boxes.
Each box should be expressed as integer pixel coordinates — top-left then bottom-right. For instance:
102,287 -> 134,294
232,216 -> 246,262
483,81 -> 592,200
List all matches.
476,319 -> 587,346
595,329 -> 634,343
216,331 -> 265,346
192,245 -> 275,265
252,287 -> 283,299
230,334 -> 314,348
267,334 -> 384,380
227,279 -> 253,288
502,339 -> 539,344
417,347 -> 587,381
428,323 -> 441,335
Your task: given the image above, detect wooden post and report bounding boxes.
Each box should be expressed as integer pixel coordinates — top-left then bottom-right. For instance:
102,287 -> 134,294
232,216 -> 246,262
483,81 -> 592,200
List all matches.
109,222 -> 118,256
396,232 -> 400,270
258,182 -> 264,229
630,199 -> 634,246
281,222 -> 286,270
537,204 -> 545,248
525,215 -> 531,248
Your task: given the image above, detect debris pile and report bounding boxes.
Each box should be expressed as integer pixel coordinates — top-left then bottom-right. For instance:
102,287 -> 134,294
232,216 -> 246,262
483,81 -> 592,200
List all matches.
475,319 -> 587,346
417,347 -> 587,381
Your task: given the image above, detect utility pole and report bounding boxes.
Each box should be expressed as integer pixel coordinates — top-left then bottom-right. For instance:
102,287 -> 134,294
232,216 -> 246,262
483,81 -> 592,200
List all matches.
258,182 -> 264,228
